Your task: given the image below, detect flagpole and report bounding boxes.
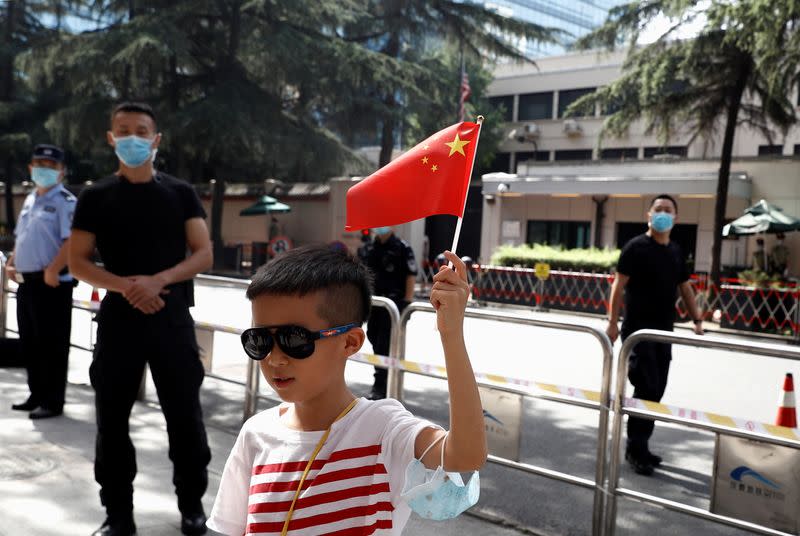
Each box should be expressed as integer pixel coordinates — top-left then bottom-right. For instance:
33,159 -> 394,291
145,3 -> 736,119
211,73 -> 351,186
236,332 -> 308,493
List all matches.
449,115 -> 484,261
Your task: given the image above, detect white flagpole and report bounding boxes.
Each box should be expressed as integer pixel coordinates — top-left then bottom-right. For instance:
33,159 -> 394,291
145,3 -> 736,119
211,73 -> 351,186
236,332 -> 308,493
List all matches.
449,115 -> 484,261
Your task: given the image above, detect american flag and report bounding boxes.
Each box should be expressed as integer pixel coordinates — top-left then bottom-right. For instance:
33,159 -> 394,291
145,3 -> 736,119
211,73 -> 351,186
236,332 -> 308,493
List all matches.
458,70 -> 471,122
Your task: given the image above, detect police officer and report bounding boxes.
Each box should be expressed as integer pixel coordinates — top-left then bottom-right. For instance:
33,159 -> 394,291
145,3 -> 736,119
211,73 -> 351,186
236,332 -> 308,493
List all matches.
69,102 -> 213,536
7,144 -> 75,419
358,226 -> 417,399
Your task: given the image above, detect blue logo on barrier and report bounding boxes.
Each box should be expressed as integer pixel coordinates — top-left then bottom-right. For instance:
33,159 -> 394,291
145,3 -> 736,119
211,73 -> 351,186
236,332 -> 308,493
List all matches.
482,409 -> 503,426
730,466 -> 780,490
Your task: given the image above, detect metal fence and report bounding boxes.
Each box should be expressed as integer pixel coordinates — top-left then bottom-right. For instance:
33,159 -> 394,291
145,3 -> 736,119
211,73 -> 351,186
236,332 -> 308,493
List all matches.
604,329 -> 800,536
418,261 -> 800,340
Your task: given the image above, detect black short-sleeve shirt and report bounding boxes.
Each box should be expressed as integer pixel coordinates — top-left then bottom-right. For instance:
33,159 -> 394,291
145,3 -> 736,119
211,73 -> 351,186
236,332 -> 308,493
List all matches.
72,172 -> 206,307
358,234 -> 417,303
617,233 -> 689,334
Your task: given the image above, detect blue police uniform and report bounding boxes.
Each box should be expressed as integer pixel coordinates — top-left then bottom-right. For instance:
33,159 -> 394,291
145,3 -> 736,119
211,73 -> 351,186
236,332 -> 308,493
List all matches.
11,146 -> 75,417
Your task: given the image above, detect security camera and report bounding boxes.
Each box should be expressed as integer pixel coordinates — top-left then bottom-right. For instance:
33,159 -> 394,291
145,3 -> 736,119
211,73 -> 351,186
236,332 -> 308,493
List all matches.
496,183 -> 510,193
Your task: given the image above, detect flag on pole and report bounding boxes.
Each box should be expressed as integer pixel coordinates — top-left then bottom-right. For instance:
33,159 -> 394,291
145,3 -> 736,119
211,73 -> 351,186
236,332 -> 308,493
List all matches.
345,121 -> 480,231
458,70 -> 471,122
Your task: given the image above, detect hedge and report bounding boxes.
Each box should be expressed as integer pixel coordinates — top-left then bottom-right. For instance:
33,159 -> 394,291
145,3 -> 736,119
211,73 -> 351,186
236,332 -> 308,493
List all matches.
490,244 -> 620,272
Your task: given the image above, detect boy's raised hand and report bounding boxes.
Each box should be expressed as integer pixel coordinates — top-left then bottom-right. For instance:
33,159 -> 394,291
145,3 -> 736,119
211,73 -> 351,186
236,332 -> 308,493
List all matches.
430,251 -> 470,335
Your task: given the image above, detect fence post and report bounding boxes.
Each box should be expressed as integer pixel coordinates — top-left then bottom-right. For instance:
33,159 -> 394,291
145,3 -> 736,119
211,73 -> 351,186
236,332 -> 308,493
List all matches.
0,251 -> 6,336
243,357 -> 261,422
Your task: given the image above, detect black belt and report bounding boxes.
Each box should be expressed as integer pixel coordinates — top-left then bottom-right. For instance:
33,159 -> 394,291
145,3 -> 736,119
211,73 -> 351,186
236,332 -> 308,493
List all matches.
17,268 -> 69,283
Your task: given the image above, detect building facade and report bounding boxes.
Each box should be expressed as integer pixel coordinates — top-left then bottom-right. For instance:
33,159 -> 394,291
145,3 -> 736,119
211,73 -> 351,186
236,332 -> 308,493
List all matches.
482,50 -> 800,276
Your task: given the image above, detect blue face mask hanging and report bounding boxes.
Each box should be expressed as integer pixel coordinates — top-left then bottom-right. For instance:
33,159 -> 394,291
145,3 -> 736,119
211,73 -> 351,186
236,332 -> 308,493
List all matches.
651,212 -> 674,233
373,226 -> 392,236
400,432 -> 480,520
31,167 -> 60,188
113,135 -> 155,168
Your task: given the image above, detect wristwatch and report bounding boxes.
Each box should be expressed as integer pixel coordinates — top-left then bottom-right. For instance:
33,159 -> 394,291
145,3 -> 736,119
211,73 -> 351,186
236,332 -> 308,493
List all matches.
693,318 -> 703,324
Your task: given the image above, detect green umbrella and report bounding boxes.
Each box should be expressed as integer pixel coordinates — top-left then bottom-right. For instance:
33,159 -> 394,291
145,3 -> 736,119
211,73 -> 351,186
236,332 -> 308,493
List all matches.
722,199 -> 800,236
239,195 -> 291,216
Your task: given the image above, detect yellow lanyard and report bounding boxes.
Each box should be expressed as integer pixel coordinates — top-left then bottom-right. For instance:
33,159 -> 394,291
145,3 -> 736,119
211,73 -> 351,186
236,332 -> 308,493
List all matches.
280,398 -> 359,536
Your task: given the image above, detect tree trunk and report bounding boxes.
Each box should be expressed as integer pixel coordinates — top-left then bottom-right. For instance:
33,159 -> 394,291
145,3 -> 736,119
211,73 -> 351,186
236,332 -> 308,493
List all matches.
378,32 -> 400,168
710,58 -> 751,286
210,176 -> 225,270
2,0 -> 16,100
122,0 -> 135,98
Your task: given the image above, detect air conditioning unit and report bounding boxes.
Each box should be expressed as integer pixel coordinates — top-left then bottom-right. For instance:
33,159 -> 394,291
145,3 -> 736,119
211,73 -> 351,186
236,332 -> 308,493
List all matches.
508,122 -> 540,143
563,119 -> 582,136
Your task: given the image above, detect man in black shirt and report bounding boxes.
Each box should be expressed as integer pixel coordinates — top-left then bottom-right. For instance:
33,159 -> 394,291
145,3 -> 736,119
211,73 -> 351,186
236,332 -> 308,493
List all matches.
70,102 -> 213,536
358,227 -> 417,399
606,194 -> 704,476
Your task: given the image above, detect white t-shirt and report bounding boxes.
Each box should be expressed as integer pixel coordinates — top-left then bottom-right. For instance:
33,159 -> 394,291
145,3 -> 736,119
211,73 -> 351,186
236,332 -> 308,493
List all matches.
208,398 -> 438,535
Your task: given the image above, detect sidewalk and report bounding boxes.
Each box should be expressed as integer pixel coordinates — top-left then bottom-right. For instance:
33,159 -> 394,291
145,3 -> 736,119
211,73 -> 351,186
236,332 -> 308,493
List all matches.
0,366 -> 529,536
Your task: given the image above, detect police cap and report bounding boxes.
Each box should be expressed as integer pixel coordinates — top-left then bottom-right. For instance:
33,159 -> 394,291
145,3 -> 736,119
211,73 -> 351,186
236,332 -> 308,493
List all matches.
32,144 -> 65,164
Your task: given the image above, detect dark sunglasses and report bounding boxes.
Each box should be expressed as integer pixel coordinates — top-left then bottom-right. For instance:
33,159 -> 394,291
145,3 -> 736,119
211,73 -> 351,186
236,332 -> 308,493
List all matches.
241,323 -> 359,360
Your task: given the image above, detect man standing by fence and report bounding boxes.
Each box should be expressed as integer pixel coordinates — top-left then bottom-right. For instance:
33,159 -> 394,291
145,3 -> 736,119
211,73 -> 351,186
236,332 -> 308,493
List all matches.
358,226 -> 417,399
606,194 -> 704,476
70,102 -> 213,536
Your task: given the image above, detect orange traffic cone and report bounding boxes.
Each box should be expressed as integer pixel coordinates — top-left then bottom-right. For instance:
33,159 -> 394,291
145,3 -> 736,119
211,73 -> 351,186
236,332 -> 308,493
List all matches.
776,373 -> 797,428
90,288 -> 101,309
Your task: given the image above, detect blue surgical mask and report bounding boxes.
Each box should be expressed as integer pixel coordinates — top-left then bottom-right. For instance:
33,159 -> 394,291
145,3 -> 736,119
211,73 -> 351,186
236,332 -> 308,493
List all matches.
651,212 -> 674,233
373,226 -> 392,236
113,135 -> 155,167
31,166 -> 60,188
400,433 -> 480,520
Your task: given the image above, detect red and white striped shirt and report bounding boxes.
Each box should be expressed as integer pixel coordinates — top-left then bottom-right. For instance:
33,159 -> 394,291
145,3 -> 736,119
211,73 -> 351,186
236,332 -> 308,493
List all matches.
208,398 -> 437,535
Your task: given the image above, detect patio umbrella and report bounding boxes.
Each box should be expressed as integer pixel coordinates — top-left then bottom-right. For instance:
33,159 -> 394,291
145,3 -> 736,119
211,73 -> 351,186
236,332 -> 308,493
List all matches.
722,199 -> 800,236
239,195 -> 291,216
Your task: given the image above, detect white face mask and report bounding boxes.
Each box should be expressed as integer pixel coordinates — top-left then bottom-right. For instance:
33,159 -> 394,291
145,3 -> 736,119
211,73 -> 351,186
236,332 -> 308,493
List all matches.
400,432 -> 480,520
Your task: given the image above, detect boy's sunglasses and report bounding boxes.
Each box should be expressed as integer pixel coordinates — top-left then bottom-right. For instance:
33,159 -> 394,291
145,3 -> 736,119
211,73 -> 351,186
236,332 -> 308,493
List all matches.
240,323 -> 359,360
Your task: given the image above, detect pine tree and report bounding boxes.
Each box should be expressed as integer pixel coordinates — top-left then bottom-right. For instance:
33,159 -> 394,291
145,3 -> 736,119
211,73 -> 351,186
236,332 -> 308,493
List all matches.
569,0 -> 800,285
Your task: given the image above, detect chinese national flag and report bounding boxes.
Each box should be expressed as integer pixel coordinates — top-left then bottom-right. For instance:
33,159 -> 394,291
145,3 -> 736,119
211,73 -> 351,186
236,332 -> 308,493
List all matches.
345,121 -> 479,231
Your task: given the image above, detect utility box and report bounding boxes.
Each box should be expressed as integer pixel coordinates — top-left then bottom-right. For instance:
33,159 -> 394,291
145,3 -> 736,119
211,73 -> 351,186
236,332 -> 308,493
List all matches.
711,434 -> 800,534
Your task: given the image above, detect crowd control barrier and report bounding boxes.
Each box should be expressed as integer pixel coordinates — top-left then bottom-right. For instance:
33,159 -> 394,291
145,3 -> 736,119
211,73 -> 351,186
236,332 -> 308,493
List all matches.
391,303 -> 613,536
605,329 -> 800,536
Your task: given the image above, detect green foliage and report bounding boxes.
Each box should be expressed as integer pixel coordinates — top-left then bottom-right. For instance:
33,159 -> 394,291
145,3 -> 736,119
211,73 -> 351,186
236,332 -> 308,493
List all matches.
491,243 -> 620,272
567,0 -> 800,284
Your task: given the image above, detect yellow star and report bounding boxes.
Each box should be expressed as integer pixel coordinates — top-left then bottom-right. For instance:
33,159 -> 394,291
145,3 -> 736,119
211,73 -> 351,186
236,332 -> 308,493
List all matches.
421,156 -> 429,164
431,164 -> 438,172
445,133 -> 470,157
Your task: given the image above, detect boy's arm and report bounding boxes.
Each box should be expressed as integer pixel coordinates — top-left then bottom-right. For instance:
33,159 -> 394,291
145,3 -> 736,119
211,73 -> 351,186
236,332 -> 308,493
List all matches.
415,251 -> 487,472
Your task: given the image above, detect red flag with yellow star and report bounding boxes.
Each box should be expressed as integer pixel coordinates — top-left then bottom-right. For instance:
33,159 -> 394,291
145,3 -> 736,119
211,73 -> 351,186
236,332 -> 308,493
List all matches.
345,121 -> 480,231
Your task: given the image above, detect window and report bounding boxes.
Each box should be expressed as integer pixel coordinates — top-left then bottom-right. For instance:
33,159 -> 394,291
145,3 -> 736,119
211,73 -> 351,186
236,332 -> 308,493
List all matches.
518,92 -> 553,121
554,149 -> 593,161
558,88 -> 596,118
643,146 -> 688,158
514,151 -> 550,172
795,144 -> 800,156
758,144 -> 783,156
488,152 -> 511,173
489,95 -> 514,122
527,220 -> 592,249
600,148 -> 638,160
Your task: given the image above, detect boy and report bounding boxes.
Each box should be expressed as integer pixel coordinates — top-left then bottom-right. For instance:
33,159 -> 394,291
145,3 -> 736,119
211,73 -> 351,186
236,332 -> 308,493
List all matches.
208,245 -> 486,535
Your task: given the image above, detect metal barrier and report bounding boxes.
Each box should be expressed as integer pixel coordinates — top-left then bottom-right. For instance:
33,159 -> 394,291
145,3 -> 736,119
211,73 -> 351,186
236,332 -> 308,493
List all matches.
605,329 -> 800,536
394,302 -> 613,536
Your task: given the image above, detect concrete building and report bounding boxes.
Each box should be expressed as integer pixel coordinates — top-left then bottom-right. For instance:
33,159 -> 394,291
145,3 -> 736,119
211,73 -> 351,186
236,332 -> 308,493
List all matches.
481,50 -> 800,276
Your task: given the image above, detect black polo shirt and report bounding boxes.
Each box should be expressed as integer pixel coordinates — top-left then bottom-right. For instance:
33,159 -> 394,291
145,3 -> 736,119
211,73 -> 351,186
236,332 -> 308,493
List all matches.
72,172 -> 206,308
617,233 -> 689,335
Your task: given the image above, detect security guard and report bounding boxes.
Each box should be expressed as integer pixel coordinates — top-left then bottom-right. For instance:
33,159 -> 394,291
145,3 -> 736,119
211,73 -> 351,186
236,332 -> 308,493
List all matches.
358,226 -> 417,399
7,144 -> 75,419
69,102 -> 213,536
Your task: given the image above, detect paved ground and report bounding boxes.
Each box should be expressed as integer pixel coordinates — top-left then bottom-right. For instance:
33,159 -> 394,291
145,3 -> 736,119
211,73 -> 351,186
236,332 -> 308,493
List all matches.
2,280 -> 795,535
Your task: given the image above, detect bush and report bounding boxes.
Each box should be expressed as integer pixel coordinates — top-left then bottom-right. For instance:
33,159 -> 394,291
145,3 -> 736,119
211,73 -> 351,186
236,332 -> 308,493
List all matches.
490,244 -> 620,272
